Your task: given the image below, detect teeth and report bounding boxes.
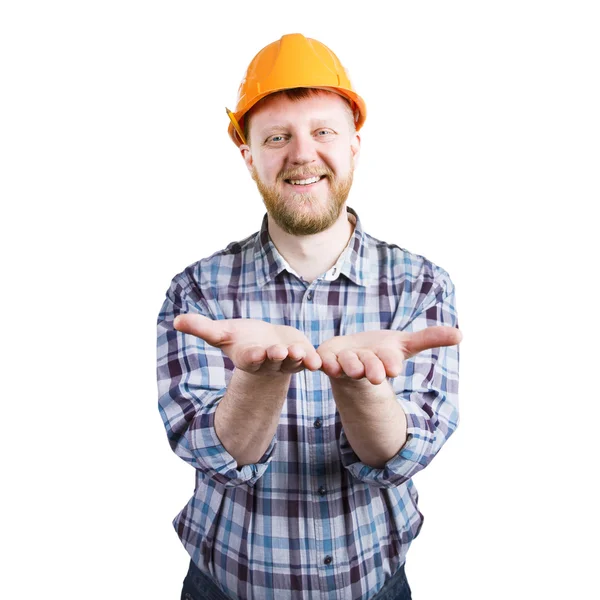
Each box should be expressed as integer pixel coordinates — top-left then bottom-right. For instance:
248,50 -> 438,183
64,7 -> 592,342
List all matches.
289,176 -> 321,185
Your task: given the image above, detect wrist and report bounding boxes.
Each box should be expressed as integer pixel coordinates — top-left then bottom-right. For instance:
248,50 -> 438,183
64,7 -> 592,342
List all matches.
330,376 -> 395,410
329,375 -> 382,391
234,367 -> 293,382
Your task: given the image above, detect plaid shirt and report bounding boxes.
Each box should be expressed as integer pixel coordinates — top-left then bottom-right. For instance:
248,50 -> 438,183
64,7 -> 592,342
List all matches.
156,207 -> 460,599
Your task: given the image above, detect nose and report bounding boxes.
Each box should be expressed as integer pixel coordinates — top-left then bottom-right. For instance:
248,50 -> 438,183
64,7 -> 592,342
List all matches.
288,132 -> 317,165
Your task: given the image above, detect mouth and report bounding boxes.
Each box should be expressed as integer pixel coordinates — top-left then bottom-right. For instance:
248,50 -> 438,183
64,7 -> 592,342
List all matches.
283,175 -> 327,188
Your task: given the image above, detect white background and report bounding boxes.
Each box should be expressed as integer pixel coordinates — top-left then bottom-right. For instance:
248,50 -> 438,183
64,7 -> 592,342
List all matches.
1,1 -> 598,598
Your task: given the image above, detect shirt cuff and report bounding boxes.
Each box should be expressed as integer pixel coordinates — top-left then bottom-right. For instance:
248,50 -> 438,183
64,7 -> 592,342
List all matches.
189,390 -> 276,487
339,396 -> 435,488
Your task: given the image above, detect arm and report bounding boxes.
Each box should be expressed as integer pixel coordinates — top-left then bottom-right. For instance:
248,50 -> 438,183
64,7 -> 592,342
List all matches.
157,271 -> 321,486
329,377 -> 407,468
215,369 -> 292,466
318,269 -> 461,487
157,274 -> 260,487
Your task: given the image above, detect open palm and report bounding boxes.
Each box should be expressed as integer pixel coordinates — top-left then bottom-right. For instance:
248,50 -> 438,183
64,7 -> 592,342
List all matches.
173,314 -> 322,376
317,326 -> 462,385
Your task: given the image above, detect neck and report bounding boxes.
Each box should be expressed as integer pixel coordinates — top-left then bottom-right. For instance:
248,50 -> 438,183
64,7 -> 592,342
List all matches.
267,206 -> 355,283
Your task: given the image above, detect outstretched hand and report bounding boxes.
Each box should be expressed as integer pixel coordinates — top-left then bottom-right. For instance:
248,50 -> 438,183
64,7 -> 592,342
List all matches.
173,314 -> 322,377
174,314 -> 461,385
317,326 -> 463,385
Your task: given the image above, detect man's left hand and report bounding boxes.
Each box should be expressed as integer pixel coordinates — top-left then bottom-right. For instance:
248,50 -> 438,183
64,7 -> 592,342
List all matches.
317,326 -> 463,386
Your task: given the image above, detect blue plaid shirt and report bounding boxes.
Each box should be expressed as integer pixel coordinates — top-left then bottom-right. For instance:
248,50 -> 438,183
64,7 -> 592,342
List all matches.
157,207 -> 460,599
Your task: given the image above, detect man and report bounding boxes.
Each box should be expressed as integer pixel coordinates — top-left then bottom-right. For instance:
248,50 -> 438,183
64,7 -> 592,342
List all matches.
157,33 -> 461,600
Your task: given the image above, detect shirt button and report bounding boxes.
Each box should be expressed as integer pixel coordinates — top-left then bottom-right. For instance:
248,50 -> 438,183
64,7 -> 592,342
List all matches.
324,555 -> 333,565
318,486 -> 327,496
314,418 -> 322,429
307,291 -> 313,301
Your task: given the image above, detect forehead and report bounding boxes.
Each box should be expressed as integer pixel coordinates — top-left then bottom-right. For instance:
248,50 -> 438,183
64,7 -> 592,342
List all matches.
248,92 -> 352,132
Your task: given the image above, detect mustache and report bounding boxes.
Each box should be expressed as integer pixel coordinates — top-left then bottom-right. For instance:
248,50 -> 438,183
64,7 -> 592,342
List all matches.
278,166 -> 334,181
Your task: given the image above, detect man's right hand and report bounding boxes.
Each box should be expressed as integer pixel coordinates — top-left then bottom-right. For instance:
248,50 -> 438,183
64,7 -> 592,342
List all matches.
173,314 -> 322,376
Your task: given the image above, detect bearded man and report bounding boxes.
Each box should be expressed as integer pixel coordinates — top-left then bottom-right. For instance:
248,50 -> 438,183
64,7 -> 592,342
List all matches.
157,33 -> 462,600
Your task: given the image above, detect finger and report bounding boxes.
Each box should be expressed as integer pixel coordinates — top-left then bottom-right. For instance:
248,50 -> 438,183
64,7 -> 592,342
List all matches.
280,356 -> 308,374
318,349 -> 343,378
239,345 -> 267,372
280,344 -> 312,374
374,347 -> 404,378
356,349 -> 387,385
266,344 -> 288,362
337,350 -> 365,380
300,346 -> 323,372
404,326 -> 463,358
268,344 -> 320,374
173,314 -> 230,347
286,344 -> 306,362
261,344 -> 289,372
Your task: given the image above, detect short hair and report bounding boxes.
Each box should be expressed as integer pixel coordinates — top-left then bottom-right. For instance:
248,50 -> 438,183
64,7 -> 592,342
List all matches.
243,88 -> 356,145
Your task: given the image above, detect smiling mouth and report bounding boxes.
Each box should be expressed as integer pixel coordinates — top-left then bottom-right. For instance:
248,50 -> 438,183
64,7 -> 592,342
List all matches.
284,175 -> 326,186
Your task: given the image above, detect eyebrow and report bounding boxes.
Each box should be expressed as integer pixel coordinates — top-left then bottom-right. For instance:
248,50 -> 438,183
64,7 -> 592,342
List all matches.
259,119 -> 340,135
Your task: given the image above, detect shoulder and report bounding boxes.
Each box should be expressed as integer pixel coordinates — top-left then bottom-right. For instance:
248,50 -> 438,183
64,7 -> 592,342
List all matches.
167,230 -> 259,298
363,231 -> 455,295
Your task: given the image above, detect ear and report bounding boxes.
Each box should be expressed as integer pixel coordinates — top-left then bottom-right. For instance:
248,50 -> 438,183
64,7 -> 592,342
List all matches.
239,144 -> 253,173
350,133 -> 361,168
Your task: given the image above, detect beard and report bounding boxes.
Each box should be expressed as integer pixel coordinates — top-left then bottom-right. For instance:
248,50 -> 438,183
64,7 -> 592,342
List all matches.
251,164 -> 354,236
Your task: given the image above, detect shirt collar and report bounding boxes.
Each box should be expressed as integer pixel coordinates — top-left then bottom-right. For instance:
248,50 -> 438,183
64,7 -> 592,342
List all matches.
254,206 -> 373,288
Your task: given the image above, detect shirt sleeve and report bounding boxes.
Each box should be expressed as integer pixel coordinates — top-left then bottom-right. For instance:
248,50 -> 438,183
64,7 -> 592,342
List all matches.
339,266 -> 460,488
156,269 -> 276,488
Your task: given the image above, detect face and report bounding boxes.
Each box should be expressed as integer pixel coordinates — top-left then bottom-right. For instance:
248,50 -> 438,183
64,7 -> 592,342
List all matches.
240,92 -> 361,236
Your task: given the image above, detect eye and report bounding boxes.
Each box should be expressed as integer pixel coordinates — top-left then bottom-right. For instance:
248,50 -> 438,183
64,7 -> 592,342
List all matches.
265,134 -> 287,144
315,129 -> 336,140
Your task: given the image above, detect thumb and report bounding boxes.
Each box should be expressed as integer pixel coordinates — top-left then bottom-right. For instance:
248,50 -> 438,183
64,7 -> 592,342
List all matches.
173,314 -> 230,347
404,326 -> 463,358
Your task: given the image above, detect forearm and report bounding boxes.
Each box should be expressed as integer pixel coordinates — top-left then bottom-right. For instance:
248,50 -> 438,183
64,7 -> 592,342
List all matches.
215,369 -> 291,467
331,377 -> 407,468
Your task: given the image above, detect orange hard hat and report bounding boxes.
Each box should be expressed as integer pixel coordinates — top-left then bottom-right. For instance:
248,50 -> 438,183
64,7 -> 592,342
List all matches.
226,33 -> 367,147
